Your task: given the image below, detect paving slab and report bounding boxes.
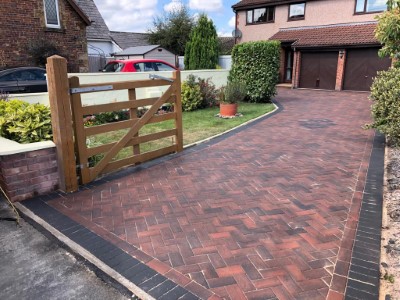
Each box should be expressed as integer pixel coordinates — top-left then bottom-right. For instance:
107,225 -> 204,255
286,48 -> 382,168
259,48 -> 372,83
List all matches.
18,88 -> 384,299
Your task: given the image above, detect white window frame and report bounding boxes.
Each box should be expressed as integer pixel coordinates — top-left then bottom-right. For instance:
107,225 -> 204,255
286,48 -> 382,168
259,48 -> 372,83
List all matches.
43,0 -> 61,29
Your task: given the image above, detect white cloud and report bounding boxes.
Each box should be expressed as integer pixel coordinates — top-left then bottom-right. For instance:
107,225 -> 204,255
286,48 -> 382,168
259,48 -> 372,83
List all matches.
164,0 -> 184,12
228,16 -> 235,28
189,0 -> 223,12
192,12 -> 200,22
93,0 -> 158,32
217,30 -> 231,37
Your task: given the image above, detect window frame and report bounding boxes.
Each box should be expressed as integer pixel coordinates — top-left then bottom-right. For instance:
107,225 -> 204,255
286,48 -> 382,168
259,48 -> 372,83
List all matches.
288,2 -> 306,21
43,0 -> 61,29
354,0 -> 387,14
246,6 -> 275,25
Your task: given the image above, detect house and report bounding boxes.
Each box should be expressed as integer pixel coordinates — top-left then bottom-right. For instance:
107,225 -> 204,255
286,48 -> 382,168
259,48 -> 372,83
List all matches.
114,45 -> 177,66
232,0 -> 391,91
75,0 -> 121,57
74,0 -> 123,71
0,0 -> 90,72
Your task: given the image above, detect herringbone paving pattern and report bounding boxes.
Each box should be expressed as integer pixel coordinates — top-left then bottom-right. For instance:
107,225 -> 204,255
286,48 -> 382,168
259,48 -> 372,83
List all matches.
48,89 -> 375,299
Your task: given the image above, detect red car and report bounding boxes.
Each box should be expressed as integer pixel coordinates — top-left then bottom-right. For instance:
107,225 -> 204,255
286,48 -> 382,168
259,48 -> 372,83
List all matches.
102,59 -> 177,72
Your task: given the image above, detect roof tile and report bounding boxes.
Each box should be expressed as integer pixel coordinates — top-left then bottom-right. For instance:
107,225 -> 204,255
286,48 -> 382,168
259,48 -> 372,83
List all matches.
75,0 -> 111,40
269,22 -> 379,48
110,32 -> 151,50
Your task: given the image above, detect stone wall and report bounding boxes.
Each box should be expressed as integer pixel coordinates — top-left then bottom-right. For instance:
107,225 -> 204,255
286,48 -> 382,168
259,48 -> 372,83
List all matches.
0,148 -> 59,202
0,0 -> 88,72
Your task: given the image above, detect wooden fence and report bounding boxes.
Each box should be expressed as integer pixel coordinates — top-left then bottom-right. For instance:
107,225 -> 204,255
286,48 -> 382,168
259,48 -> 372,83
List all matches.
46,55 -> 183,191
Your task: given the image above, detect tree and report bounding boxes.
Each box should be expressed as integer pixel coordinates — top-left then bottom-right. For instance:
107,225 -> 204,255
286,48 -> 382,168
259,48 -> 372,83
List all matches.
184,14 -> 219,70
375,0 -> 400,62
147,6 -> 194,56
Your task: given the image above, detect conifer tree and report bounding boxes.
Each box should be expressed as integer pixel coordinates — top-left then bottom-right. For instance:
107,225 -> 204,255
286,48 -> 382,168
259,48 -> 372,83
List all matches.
184,14 -> 219,70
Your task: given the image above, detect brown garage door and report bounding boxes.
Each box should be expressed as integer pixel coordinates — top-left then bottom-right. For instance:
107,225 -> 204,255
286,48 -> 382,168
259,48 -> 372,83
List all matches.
343,48 -> 391,91
299,52 -> 338,90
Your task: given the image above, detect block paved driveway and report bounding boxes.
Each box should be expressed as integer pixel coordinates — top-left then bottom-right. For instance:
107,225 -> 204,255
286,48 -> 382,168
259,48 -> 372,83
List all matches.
45,89 -> 377,299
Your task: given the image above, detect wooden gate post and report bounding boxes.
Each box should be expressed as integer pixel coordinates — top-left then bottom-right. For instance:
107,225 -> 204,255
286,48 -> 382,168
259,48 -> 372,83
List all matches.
46,55 -> 78,192
173,70 -> 183,152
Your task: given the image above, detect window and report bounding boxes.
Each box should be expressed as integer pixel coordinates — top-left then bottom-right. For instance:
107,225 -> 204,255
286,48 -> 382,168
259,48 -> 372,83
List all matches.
134,62 -> 156,72
155,62 -> 175,71
289,3 -> 306,20
103,62 -> 124,72
43,0 -> 61,28
246,7 -> 274,24
0,73 -> 17,82
355,0 -> 387,13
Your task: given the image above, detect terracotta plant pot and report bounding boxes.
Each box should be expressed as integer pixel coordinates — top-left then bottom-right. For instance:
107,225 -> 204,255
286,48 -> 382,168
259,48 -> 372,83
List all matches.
219,103 -> 238,117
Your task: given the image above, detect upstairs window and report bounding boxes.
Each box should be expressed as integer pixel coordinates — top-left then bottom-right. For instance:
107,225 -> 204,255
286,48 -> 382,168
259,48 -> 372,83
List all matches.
44,0 -> 61,28
246,7 -> 275,24
289,3 -> 306,20
355,0 -> 387,13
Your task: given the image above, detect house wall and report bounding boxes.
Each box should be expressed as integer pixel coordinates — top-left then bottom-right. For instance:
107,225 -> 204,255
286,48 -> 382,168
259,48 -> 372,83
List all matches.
88,40 -> 121,57
236,0 -> 382,42
178,56 -> 232,70
144,48 -> 176,66
0,0 -> 88,72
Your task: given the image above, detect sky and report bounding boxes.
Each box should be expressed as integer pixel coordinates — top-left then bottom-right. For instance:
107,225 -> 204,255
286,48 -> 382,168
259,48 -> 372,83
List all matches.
93,0 -> 239,37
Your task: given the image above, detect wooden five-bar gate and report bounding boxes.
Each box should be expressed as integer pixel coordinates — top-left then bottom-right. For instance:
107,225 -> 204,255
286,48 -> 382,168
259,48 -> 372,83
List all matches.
46,55 -> 183,192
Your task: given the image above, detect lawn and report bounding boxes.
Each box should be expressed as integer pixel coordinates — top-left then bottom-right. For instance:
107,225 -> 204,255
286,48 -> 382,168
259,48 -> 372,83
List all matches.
87,102 -> 275,162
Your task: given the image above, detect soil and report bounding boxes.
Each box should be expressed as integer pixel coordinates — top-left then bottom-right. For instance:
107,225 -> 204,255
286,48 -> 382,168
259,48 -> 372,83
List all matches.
380,146 -> 400,299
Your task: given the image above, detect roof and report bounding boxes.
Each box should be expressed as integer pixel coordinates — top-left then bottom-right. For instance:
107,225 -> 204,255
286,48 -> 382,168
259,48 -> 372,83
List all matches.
232,0 -> 317,10
75,0 -> 111,40
269,22 -> 380,48
110,31 -> 151,50
66,0 -> 90,25
114,45 -> 162,56
219,37 -> 235,54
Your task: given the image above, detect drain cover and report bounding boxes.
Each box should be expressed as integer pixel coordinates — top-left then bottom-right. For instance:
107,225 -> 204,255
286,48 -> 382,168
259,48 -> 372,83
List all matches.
299,119 -> 336,129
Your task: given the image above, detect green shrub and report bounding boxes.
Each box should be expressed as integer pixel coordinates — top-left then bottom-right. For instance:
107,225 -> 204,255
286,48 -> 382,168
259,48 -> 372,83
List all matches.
0,99 -> 52,143
221,81 -> 247,104
181,78 -> 202,112
367,68 -> 400,144
84,110 -> 130,127
229,41 -> 280,103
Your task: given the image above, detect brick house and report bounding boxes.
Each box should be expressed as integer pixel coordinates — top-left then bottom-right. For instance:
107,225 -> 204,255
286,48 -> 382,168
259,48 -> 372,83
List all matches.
232,0 -> 391,91
0,0 -> 90,72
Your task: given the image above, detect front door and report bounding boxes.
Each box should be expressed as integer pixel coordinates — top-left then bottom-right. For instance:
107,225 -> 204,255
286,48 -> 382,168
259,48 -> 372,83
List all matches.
284,49 -> 294,83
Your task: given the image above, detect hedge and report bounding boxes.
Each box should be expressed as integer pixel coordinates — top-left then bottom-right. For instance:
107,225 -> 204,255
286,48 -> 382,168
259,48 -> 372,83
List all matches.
367,67 -> 400,144
229,40 -> 280,103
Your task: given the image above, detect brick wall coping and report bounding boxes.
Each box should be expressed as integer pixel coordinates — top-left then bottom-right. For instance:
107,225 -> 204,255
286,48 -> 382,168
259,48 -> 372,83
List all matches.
0,137 -> 55,155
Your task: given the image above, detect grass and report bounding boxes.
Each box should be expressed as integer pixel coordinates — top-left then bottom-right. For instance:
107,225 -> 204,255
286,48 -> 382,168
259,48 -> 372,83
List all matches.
87,102 -> 275,163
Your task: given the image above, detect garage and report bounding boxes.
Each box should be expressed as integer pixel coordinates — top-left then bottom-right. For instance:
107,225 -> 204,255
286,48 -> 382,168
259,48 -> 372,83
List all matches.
343,48 -> 391,91
299,52 -> 338,90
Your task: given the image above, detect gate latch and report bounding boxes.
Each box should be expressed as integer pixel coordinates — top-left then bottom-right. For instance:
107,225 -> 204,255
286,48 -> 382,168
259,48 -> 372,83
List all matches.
149,74 -> 174,83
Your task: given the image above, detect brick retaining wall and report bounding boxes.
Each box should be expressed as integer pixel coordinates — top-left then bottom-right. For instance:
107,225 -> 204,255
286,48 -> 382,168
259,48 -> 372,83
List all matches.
0,147 -> 59,202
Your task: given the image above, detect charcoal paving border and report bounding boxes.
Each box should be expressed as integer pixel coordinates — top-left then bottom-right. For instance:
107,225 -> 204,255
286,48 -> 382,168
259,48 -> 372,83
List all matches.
345,132 -> 385,300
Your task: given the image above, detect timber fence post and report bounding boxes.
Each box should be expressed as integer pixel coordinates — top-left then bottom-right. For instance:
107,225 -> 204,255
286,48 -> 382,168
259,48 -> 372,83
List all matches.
46,55 -> 78,192
173,70 -> 183,152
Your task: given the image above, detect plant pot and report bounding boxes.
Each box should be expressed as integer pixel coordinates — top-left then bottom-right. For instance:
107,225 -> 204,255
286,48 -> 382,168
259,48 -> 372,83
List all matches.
219,103 -> 238,117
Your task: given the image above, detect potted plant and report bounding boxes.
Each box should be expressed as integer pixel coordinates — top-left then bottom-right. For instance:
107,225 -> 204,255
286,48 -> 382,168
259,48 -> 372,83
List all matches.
219,81 -> 247,117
